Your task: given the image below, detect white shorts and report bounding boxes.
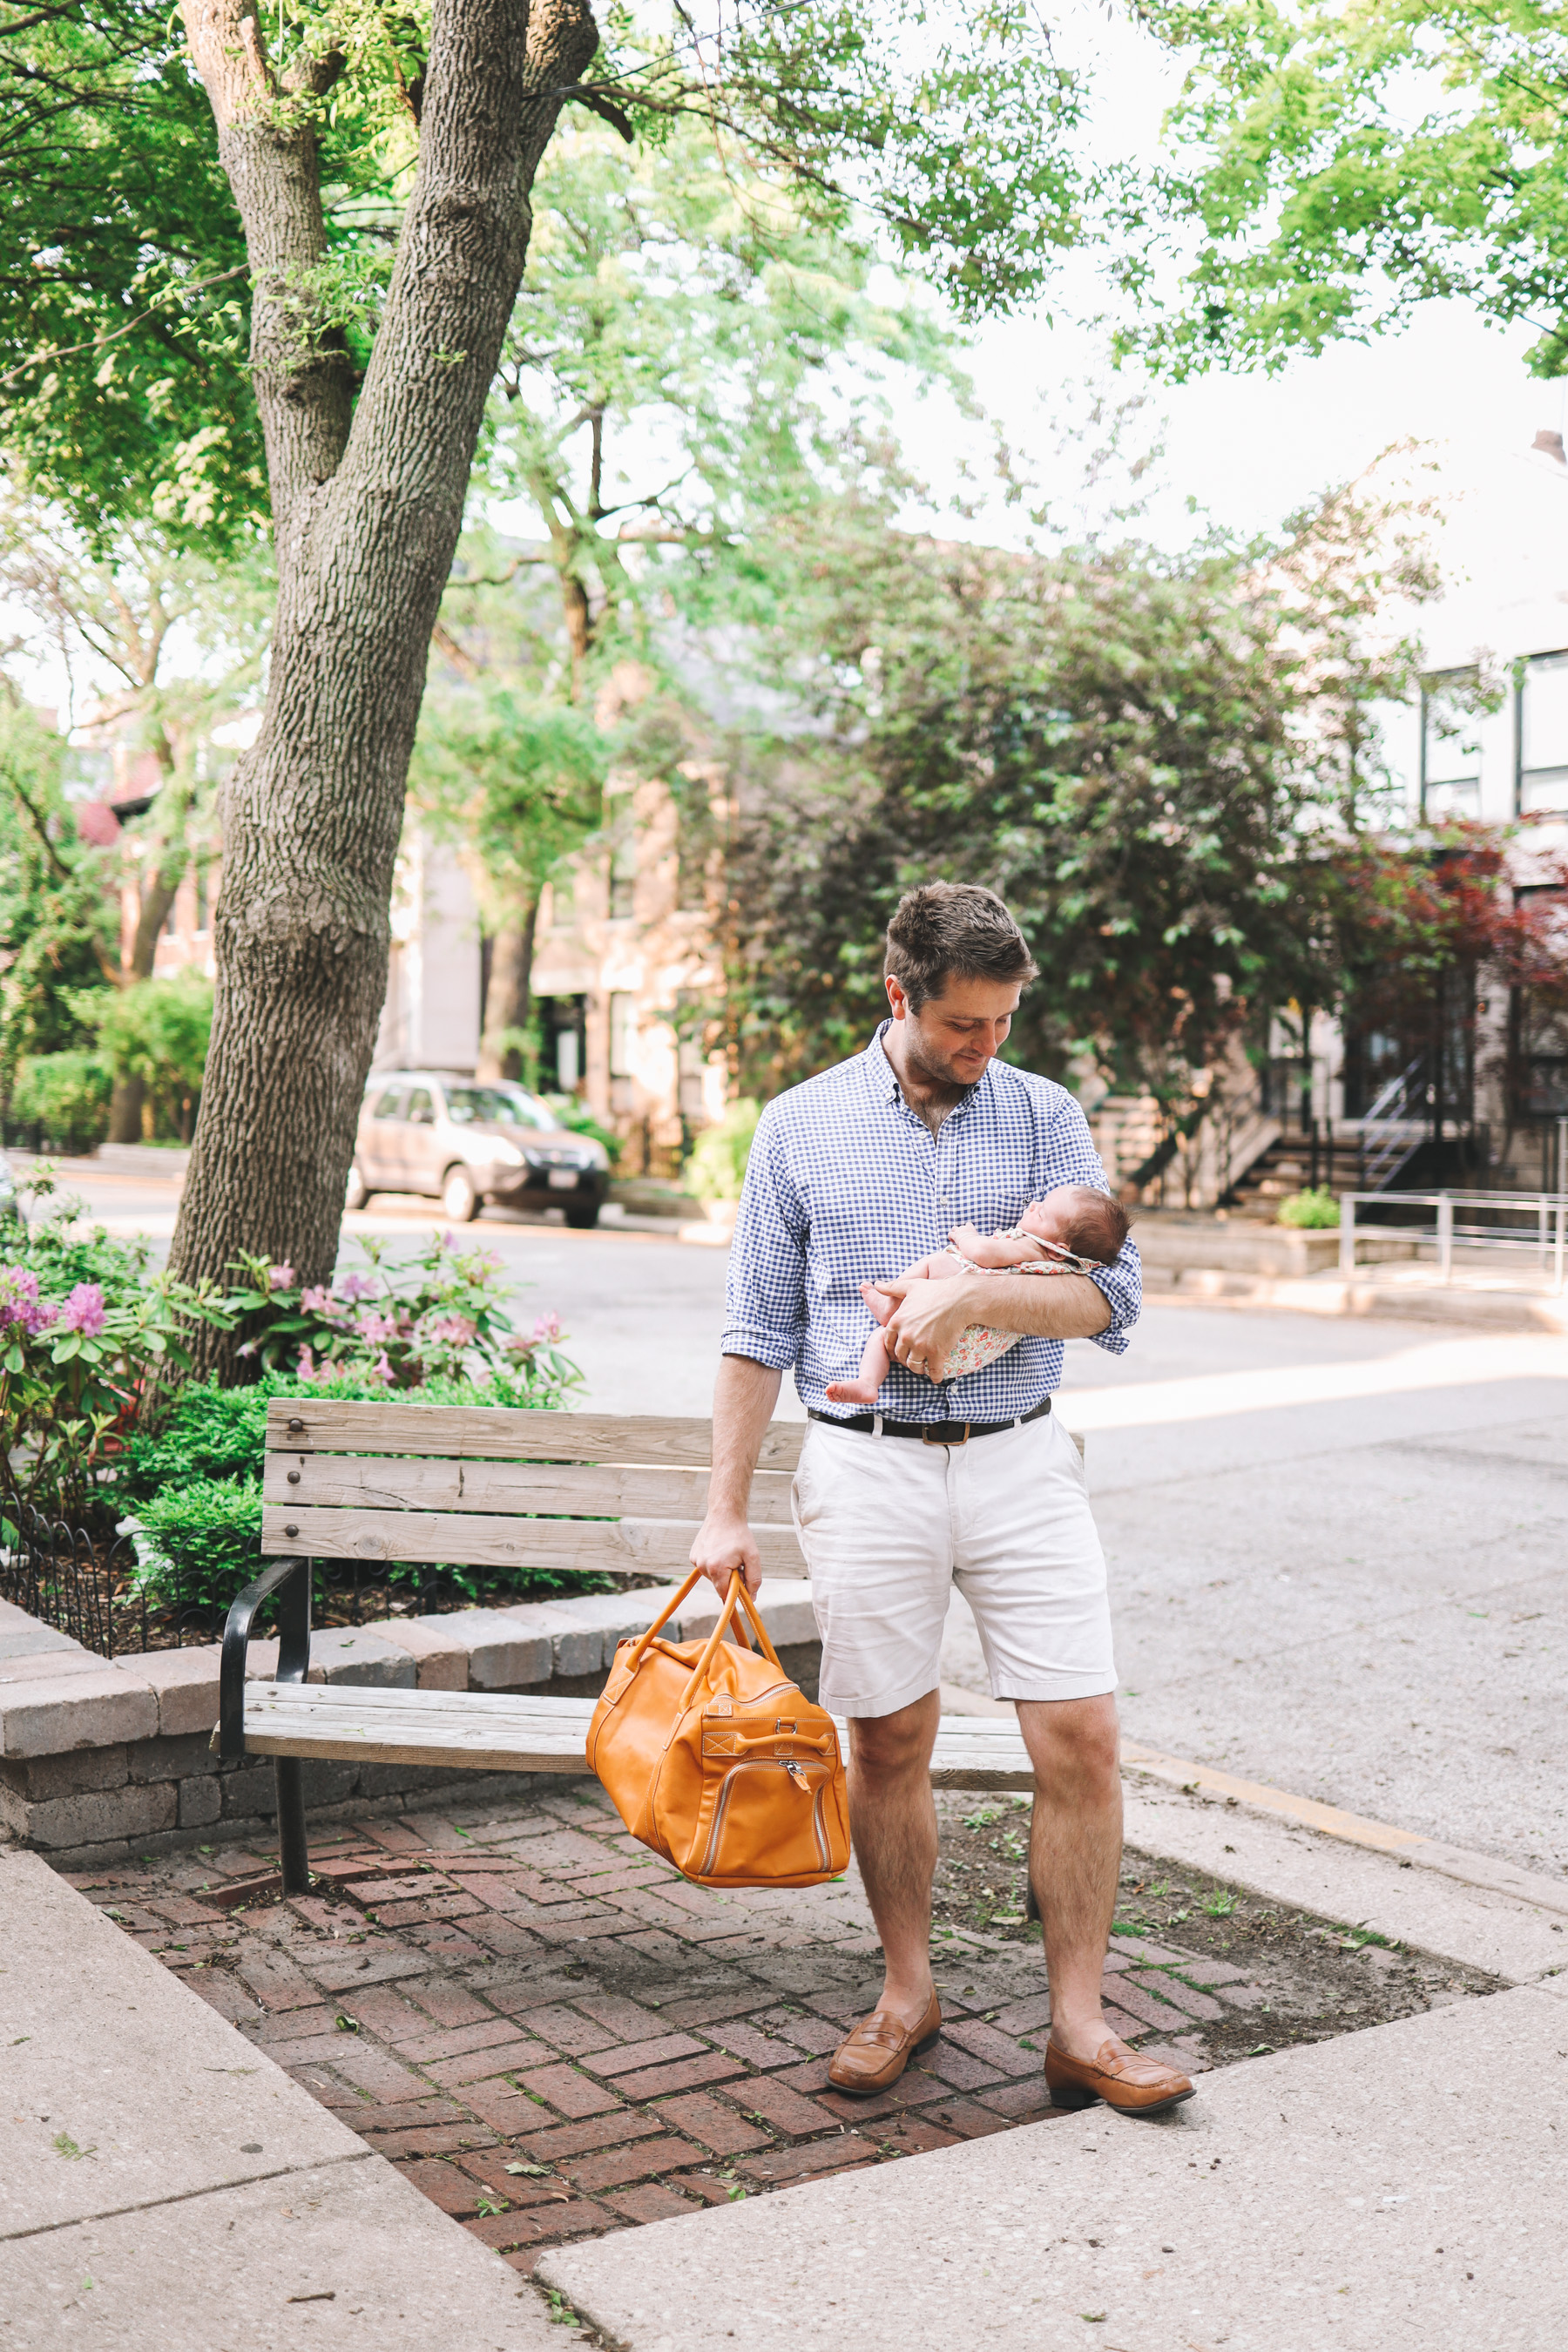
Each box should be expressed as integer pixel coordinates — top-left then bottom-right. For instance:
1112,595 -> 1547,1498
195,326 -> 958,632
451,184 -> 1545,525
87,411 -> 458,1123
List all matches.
791,1409 -> 1118,1718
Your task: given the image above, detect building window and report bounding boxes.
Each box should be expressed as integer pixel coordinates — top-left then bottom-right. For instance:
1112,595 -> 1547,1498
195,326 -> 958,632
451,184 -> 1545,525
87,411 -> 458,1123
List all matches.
1420,668 -> 1482,820
609,991 -> 637,1078
609,822 -> 637,920
1518,651 -> 1568,815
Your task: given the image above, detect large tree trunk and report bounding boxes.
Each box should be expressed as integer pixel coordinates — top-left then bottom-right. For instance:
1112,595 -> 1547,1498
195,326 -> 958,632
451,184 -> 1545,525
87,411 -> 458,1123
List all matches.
476,903 -> 538,1082
169,0 -> 597,1357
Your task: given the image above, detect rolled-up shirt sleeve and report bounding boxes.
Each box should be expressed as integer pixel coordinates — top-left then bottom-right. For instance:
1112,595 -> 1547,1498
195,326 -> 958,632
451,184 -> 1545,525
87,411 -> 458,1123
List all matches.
720,1105 -> 809,1369
1041,1091 -> 1142,1357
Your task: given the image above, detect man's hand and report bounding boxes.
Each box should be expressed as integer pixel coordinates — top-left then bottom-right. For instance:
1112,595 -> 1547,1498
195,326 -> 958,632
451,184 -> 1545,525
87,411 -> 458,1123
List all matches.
688,1510 -> 762,1601
872,1275 -> 976,1385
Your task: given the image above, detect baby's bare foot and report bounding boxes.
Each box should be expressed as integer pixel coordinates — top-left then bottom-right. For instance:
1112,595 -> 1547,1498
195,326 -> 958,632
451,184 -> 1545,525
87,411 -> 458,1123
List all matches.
859,1281 -> 896,1327
826,1379 -> 881,1404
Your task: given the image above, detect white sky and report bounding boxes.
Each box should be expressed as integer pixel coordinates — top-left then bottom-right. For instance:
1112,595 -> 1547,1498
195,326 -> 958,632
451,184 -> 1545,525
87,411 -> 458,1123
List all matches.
889,0 -> 1563,555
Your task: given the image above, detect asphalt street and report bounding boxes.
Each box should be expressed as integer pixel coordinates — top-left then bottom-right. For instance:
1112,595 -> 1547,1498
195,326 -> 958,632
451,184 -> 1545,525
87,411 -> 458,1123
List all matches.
42,1167 -> 1568,1877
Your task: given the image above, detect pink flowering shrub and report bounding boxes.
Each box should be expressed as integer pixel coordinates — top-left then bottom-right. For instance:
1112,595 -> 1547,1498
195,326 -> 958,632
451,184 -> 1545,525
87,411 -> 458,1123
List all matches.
0,1166 -> 233,1517
59,1283 -> 107,1336
224,1230 -> 579,1402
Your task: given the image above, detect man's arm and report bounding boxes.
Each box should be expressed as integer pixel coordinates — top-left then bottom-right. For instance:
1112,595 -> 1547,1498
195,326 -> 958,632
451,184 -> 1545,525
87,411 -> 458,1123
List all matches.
873,1271 -> 1111,1384
689,1354 -> 783,1598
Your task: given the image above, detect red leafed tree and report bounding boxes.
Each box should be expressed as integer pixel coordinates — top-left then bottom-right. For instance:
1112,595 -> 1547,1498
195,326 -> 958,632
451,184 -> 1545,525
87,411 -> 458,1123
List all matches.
1326,823 -> 1568,1144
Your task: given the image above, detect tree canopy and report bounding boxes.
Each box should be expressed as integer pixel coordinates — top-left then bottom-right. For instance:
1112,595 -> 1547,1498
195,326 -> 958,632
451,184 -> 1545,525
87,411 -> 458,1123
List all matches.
725,479 -> 1441,1109
1120,0 -> 1568,379
0,0 -> 1083,547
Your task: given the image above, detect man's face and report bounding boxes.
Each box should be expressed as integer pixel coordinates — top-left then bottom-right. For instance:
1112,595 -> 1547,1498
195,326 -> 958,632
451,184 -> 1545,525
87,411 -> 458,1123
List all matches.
886,971 -> 1022,1089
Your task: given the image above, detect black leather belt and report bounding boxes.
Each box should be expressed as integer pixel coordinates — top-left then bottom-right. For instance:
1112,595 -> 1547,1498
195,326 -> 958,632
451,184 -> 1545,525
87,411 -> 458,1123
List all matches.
808,1397 -> 1051,1446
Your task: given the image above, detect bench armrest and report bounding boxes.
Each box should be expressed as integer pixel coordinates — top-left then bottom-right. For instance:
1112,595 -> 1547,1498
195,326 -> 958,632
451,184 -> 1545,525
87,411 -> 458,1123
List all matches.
219,1557 -> 312,1761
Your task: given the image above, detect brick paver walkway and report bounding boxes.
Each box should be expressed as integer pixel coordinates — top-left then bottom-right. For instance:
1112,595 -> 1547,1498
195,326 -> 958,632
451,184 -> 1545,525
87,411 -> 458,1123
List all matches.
65,1784 -> 1242,2274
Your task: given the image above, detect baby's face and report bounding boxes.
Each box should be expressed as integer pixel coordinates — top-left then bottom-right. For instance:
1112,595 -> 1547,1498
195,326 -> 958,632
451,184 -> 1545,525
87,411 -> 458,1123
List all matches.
1020,1197 -> 1075,1247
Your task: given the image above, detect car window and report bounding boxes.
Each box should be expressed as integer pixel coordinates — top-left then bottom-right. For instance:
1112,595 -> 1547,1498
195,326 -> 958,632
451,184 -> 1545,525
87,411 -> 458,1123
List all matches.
501,1087 -> 557,1131
371,1086 -> 407,1120
445,1084 -> 555,1130
406,1087 -> 435,1125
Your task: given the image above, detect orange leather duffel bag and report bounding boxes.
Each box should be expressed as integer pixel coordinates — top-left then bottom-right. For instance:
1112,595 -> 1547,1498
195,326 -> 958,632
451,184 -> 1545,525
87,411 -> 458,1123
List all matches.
587,1567 -> 850,1889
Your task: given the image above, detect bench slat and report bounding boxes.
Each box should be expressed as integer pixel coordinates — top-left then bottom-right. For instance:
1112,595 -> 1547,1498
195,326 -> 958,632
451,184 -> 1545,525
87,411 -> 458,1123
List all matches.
261,1454 -> 798,1526
239,1684 -> 1033,1792
264,1402 -> 805,1471
260,1504 -> 808,1575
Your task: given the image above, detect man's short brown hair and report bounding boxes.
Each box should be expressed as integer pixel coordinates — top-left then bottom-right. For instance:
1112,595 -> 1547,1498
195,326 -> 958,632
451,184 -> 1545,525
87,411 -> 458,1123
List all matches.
884,883 -> 1037,1015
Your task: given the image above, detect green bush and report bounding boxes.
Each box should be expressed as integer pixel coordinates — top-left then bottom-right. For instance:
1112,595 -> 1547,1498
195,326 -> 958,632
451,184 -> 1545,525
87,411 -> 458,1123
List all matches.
685,1098 -> 760,1204
71,970 -> 213,1141
128,1477 -> 263,1612
0,1168 -> 233,1520
10,1051 -> 112,1154
1276,1187 -> 1341,1229
544,1094 -> 622,1167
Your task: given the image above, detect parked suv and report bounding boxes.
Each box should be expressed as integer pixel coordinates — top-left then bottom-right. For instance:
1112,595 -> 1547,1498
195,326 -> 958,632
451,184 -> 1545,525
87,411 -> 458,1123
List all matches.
348,1073 -> 610,1227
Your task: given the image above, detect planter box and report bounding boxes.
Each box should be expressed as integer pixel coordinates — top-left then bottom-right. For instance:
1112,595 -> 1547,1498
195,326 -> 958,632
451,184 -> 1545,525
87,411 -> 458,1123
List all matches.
1133,1213 -> 1418,1280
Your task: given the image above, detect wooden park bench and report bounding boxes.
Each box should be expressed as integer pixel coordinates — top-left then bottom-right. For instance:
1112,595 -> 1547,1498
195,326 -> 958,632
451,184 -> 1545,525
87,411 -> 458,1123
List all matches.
220,1399 -> 1036,1890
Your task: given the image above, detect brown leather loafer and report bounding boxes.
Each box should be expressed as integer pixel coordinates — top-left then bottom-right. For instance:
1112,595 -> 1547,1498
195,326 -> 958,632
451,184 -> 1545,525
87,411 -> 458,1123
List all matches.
1044,2036 -> 1195,2118
828,1991 -> 942,2096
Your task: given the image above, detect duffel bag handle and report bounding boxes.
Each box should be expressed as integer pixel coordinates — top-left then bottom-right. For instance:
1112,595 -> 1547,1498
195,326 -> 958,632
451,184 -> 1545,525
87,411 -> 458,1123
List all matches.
672,1572 -> 787,1713
624,1566 -> 787,1693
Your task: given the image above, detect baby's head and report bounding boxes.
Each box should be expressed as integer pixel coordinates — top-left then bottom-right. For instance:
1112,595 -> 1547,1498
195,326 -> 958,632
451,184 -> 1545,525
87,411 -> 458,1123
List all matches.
1020,1184 -> 1131,1268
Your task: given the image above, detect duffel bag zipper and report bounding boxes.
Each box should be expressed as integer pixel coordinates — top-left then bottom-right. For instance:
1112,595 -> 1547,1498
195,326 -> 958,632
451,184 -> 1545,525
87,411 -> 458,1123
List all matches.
699,1760 -> 831,1880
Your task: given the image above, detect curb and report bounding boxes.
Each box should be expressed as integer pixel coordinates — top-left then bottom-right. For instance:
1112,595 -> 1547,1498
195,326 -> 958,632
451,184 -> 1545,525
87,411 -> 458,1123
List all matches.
1119,1740 -> 1568,1923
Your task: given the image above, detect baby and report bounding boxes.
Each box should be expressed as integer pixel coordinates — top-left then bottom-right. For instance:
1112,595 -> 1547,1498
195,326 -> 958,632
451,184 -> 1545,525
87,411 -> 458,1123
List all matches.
825,1183 -> 1132,1405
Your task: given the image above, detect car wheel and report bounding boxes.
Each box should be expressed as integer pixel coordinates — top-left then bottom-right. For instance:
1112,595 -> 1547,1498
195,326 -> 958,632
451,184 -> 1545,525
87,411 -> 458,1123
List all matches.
564,1201 -> 600,1231
442,1164 -> 481,1223
345,1162 -> 369,1213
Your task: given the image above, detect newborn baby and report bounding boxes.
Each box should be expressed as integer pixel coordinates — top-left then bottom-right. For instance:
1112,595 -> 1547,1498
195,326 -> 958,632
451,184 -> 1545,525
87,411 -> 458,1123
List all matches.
825,1182 -> 1132,1405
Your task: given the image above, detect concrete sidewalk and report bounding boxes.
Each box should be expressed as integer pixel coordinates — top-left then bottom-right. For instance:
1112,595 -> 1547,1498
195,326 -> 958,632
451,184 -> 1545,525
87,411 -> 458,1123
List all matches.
0,1850 -> 558,2351
543,1984 -> 1568,2350
538,1792 -> 1568,2350
11,1754 -> 1568,2350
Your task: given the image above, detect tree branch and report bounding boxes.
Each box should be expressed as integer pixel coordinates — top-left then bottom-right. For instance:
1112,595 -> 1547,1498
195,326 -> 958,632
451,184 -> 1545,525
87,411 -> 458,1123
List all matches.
571,86 -> 634,141
179,0 -> 355,537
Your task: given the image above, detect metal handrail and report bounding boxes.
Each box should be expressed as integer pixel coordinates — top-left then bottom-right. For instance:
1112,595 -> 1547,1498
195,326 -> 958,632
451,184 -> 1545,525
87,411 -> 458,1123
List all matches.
1356,1057 -> 1429,1191
1340,1188 -> 1568,1292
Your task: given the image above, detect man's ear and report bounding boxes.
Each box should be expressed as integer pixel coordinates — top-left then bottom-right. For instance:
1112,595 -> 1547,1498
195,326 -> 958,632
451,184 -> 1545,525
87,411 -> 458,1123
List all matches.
885,975 -> 908,1021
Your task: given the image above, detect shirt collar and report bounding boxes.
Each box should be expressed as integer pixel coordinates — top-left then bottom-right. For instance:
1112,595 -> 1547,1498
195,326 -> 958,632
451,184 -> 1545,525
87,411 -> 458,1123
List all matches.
866,1023 -> 902,1104
864,1020 -> 983,1117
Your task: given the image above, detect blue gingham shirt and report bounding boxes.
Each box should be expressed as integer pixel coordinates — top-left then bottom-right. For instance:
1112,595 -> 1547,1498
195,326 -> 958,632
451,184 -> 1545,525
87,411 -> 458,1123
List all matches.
722,1024 -> 1140,1421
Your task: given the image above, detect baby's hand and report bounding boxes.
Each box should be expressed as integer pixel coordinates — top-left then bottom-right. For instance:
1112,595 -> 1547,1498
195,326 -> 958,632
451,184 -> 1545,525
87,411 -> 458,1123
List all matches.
947,1221 -> 985,1253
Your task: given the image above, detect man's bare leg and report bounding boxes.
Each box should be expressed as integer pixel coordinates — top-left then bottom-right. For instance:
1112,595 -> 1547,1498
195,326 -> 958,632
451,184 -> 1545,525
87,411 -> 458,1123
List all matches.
1015,1694 -> 1122,2058
847,1689 -> 943,2024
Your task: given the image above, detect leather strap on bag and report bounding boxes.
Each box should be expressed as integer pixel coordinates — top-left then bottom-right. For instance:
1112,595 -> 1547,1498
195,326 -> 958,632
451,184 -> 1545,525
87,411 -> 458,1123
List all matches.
674,1572 -> 785,1712
623,1568 -> 784,1710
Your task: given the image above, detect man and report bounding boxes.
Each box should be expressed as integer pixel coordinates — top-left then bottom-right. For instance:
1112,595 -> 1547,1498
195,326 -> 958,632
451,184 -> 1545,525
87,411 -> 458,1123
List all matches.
689,882 -> 1193,2120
